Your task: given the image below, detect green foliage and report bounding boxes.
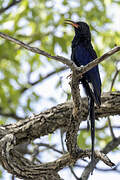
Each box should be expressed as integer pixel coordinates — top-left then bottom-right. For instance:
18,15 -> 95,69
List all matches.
0,169 -> 2,179
77,131 -> 90,149
0,2 -> 120,177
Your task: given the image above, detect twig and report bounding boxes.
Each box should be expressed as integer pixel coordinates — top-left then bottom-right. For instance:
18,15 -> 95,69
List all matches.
37,143 -> 63,154
75,164 -> 119,173
0,0 -> 21,14
107,70 -> 119,139
110,70 -> 120,92
0,110 -> 23,120
80,130 -> 120,180
20,66 -> 67,92
108,116 -> 116,139
69,166 -> 80,180
29,66 -> 67,85
79,125 -> 120,131
0,32 -> 76,70
0,32 -> 120,75
77,46 -> 120,78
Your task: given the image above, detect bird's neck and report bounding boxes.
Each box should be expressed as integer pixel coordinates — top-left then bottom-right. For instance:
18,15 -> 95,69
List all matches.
72,34 -> 91,48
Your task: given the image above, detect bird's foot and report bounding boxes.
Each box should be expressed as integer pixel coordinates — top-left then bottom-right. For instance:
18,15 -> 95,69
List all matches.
67,73 -> 72,79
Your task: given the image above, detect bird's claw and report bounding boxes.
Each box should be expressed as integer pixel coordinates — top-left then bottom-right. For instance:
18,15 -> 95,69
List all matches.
67,73 -> 72,79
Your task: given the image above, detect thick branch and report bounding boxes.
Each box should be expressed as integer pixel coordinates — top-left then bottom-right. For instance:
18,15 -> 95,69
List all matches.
66,71 -> 82,157
0,32 -> 120,178
0,133 -> 115,180
0,92 -> 119,179
0,92 -> 119,145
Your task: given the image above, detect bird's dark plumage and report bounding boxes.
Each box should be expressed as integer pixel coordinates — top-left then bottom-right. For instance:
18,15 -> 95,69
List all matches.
65,20 -> 101,173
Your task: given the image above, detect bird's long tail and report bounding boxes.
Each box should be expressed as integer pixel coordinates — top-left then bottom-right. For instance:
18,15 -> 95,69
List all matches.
82,79 -> 95,174
88,96 -> 95,174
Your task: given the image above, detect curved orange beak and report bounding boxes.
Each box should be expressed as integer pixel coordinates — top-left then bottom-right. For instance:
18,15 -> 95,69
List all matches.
64,20 -> 79,28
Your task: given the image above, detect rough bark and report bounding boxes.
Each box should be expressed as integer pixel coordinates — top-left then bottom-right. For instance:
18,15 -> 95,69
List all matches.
0,92 -> 120,179
0,22 -> 120,180
0,92 -> 120,145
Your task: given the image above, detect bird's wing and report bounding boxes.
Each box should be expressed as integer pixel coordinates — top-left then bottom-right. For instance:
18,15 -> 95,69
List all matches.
86,43 -> 97,60
86,44 -> 101,105
87,67 -> 101,106
73,44 -> 101,106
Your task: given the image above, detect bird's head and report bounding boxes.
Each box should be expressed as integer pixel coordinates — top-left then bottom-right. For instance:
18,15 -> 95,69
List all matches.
65,20 -> 91,40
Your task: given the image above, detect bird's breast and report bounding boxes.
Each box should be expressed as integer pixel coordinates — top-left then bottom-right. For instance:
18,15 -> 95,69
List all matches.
72,43 -> 93,67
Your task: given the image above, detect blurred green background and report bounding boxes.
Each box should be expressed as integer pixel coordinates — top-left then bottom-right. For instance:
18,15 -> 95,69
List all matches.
0,0 -> 120,179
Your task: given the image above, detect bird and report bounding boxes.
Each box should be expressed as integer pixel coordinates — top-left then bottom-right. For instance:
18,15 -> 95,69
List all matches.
65,20 -> 101,173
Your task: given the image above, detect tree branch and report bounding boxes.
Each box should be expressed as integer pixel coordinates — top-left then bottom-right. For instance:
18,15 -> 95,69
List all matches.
110,69 -> 120,92
80,134 -> 120,180
0,92 -> 119,144
21,66 -> 67,93
0,31 -> 120,179
0,133 -> 115,180
0,92 -> 119,179
0,32 -> 120,74
0,32 -> 76,70
77,46 -> 120,77
66,70 -> 82,157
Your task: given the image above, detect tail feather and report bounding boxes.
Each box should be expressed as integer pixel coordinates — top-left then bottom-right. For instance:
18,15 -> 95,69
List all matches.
89,97 -> 95,174
81,79 -> 95,174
